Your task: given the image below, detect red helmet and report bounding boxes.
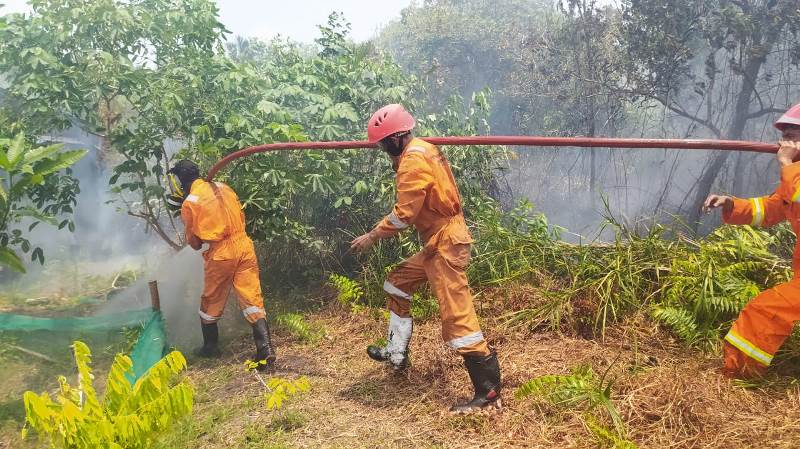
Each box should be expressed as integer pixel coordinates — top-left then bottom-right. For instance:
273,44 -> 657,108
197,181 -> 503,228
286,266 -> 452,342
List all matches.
367,104 -> 416,143
775,103 -> 800,131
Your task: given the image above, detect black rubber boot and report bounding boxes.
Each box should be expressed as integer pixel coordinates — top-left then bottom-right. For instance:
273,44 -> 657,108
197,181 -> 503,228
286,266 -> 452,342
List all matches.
195,322 -> 221,358
450,351 -> 502,414
252,318 -> 276,372
367,345 -> 408,371
367,345 -> 389,362
367,312 -> 412,371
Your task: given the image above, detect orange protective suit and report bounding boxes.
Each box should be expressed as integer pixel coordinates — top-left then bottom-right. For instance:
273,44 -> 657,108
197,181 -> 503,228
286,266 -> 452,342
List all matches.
373,138 -> 489,356
181,179 -> 266,325
721,162 -> 800,377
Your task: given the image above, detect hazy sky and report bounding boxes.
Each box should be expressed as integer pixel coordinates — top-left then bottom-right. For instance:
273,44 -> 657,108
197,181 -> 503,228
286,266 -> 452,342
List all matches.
0,0 -> 414,42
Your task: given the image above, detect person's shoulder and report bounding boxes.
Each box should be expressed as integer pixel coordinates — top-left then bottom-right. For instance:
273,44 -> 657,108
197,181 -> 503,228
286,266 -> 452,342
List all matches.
407,138 -> 437,154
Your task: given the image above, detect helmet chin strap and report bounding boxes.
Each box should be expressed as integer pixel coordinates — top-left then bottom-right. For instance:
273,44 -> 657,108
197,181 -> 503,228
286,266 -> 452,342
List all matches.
382,132 -> 411,157
167,173 -> 185,198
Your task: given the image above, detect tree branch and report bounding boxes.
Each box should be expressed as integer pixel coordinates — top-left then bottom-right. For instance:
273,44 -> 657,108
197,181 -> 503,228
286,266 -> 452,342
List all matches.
128,210 -> 183,251
651,94 -> 722,138
745,107 -> 785,120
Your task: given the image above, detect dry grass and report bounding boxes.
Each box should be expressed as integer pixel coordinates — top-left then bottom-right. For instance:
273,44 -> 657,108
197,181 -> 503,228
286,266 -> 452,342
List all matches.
147,303 -> 800,449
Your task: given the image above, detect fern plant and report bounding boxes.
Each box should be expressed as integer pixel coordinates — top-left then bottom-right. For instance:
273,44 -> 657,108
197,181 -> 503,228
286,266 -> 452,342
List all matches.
516,364 -> 625,437
328,273 -> 366,313
654,226 -> 792,350
22,341 -> 193,449
276,313 -> 325,344
586,415 -> 637,449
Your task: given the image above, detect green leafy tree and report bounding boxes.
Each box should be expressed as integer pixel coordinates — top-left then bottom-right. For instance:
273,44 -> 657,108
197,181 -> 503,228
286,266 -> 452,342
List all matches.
621,0 -> 800,226
3,4 -> 511,286
0,0 -> 228,249
516,0 -> 628,193
204,17 -> 508,286
377,0 -> 550,132
0,132 -> 86,272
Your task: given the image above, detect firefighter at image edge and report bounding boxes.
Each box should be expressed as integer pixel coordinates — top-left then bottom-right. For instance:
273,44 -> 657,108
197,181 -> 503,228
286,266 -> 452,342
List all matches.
704,102 -> 800,378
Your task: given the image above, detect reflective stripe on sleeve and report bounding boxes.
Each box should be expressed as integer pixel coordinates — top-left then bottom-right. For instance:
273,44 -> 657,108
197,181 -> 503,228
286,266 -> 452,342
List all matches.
792,186 -> 800,203
447,331 -> 485,350
387,211 -> 409,230
185,194 -> 199,203
750,197 -> 764,227
383,280 -> 412,301
406,146 -> 426,155
725,329 -> 773,366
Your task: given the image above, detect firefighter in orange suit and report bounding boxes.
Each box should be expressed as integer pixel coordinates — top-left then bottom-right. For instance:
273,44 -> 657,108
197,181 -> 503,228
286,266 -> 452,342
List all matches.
350,104 -> 501,413
703,103 -> 800,378
166,160 -> 275,372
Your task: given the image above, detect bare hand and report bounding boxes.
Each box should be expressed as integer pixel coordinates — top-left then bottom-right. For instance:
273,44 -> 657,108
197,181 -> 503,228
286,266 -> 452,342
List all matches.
777,140 -> 800,167
350,231 -> 377,254
702,194 -> 733,214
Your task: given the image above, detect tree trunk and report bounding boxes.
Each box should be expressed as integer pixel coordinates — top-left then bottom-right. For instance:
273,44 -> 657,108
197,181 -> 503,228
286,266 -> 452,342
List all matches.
684,31 -> 779,230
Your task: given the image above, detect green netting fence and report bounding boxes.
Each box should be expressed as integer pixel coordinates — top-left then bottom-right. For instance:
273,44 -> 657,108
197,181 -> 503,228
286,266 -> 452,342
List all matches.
0,308 -> 167,384
126,310 -> 167,383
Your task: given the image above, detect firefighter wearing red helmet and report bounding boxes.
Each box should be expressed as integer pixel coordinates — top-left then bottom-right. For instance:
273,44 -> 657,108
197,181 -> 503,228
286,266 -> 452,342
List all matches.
703,103 -> 800,378
351,104 -> 502,413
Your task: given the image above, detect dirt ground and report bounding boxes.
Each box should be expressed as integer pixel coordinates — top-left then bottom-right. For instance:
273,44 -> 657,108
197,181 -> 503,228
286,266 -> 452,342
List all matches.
104,306 -> 800,449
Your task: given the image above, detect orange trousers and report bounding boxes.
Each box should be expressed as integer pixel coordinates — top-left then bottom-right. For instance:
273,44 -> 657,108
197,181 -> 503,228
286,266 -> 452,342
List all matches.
383,239 -> 489,356
723,278 -> 800,378
199,236 -> 266,325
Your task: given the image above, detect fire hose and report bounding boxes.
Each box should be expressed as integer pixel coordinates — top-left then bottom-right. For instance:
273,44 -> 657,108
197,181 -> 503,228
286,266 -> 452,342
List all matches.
206,136 -> 778,181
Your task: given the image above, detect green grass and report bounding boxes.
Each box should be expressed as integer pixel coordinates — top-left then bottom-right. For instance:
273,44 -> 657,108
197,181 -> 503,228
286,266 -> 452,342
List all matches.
269,410 -> 307,432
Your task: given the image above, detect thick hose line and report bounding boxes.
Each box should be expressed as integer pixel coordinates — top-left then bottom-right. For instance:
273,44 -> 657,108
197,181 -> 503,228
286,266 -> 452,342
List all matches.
206,136 -> 778,181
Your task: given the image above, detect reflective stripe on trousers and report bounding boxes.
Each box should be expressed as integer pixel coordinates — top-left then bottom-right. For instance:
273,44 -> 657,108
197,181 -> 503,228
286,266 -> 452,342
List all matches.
382,242 -> 489,356
724,329 -> 773,366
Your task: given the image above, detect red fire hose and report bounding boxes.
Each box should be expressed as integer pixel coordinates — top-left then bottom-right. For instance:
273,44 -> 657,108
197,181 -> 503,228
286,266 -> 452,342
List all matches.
206,136 -> 778,181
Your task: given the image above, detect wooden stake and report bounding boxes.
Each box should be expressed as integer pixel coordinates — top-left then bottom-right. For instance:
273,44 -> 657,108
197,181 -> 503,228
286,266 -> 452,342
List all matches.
148,280 -> 161,311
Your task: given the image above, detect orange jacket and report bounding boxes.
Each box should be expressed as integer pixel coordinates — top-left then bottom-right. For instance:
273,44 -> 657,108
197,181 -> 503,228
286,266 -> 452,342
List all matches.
181,179 -> 250,260
373,138 -> 473,247
723,162 -> 800,273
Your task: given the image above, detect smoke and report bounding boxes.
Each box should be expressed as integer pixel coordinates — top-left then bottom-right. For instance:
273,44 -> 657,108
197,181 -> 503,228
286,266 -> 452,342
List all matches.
502,117 -> 782,241
98,248 -> 251,352
6,127 -> 251,353
18,128 -> 162,272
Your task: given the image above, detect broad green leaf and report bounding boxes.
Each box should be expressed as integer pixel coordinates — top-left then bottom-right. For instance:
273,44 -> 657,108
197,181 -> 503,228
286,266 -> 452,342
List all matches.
354,180 -> 367,194
22,143 -> 64,165
6,134 -> 26,169
0,149 -> 9,170
31,247 -> 44,265
256,100 -> 282,115
34,149 -> 88,176
0,246 -> 25,273
16,207 -> 57,225
0,181 -> 6,210
9,177 -> 33,199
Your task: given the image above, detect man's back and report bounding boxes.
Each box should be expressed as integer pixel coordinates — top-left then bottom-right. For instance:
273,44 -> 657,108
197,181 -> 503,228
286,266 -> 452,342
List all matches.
181,180 -> 246,243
